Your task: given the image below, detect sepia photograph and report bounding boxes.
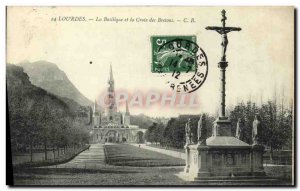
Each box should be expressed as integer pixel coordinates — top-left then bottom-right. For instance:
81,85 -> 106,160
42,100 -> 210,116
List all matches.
6,6 -> 295,186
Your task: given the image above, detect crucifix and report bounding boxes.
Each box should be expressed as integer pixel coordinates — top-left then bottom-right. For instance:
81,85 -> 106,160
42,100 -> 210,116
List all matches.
206,9 -> 241,118
206,9 -> 241,62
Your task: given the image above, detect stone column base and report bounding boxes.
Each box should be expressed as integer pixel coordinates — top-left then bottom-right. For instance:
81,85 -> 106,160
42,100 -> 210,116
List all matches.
184,143 -> 191,173
251,144 -> 266,176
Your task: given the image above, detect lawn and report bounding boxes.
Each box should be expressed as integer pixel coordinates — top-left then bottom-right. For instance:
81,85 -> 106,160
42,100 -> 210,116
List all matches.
13,166 -> 187,185
104,144 -> 185,167
12,165 -> 293,186
264,165 -> 293,183
147,144 -> 185,153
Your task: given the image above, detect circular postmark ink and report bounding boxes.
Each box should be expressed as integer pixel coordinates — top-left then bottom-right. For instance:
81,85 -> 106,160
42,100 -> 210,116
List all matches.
155,38 -> 208,93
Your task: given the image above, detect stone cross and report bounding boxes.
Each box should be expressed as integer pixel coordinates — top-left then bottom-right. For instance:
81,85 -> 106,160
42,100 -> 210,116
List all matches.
206,10 -> 241,118
206,10 -> 241,62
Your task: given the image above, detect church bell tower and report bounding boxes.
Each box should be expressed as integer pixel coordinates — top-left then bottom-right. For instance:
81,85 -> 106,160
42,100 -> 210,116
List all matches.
107,64 -> 117,121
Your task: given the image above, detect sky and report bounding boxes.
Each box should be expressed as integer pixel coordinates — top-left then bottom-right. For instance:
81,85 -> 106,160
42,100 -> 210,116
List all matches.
6,6 -> 294,117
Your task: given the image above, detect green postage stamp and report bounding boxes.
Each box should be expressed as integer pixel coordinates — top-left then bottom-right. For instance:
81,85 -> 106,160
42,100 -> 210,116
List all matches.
151,36 -> 197,73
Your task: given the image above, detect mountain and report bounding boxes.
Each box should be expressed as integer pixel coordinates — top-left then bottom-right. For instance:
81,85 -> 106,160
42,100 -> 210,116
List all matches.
7,63 -> 70,116
19,60 -> 92,106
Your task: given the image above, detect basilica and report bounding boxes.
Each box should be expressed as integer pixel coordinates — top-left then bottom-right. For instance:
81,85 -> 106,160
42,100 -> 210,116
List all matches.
89,65 -> 146,143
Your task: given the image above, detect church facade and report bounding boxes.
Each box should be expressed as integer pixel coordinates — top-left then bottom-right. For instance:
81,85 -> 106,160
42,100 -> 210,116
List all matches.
89,65 -> 146,143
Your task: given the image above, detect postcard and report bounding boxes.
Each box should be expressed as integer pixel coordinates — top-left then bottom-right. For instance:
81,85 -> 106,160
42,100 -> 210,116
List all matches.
6,6 -> 295,186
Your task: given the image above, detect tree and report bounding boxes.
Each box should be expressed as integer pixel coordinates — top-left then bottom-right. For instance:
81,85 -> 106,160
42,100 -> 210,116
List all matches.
259,101 -> 292,161
145,122 -> 164,144
230,100 -> 293,162
230,101 -> 256,144
161,114 -> 215,149
136,132 -> 144,143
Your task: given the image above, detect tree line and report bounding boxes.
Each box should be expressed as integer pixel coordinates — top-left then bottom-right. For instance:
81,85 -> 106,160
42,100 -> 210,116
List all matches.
145,114 -> 215,149
7,64 -> 90,162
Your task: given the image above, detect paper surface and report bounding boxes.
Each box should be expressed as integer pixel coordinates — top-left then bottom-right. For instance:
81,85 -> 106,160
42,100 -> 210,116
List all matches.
6,6 -> 294,186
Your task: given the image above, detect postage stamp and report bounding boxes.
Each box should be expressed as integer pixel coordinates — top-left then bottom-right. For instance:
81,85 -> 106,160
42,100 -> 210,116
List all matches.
151,36 -> 197,73
151,36 -> 208,93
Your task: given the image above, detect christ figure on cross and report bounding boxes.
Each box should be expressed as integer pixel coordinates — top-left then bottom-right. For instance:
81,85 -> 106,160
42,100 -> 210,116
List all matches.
206,10 -> 241,62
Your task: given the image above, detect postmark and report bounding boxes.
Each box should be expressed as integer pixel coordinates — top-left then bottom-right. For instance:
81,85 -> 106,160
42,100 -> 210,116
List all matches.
151,36 -> 208,93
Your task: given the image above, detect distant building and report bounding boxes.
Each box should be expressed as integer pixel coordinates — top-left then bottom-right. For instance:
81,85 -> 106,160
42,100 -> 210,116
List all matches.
89,65 -> 146,143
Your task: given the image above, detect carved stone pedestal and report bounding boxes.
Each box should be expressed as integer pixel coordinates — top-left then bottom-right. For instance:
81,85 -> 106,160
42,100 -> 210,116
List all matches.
213,117 -> 232,136
180,136 -> 267,181
184,143 -> 190,173
185,144 -> 210,178
251,144 -> 266,176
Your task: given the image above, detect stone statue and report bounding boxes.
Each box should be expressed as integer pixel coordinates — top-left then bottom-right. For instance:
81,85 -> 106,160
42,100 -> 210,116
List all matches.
236,118 -> 242,139
252,114 -> 261,145
197,114 -> 207,145
197,117 -> 202,141
191,131 -> 195,144
185,118 -> 191,145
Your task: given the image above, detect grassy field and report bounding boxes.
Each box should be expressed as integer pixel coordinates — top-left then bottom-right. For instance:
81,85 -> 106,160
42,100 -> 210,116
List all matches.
11,143 -> 293,186
264,165 -> 293,182
147,144 -> 185,153
12,165 -> 293,186
13,166 -> 187,185
104,144 -> 185,167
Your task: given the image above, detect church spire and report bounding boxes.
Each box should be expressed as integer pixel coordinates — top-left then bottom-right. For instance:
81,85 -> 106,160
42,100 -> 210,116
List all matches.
108,64 -> 115,91
107,64 -> 117,116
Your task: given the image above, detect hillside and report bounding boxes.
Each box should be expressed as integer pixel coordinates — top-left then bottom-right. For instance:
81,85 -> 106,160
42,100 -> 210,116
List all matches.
130,114 -> 156,129
7,63 -> 71,117
19,60 -> 92,106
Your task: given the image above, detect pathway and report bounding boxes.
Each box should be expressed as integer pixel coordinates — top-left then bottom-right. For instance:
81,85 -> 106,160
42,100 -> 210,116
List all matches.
52,143 -> 106,169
